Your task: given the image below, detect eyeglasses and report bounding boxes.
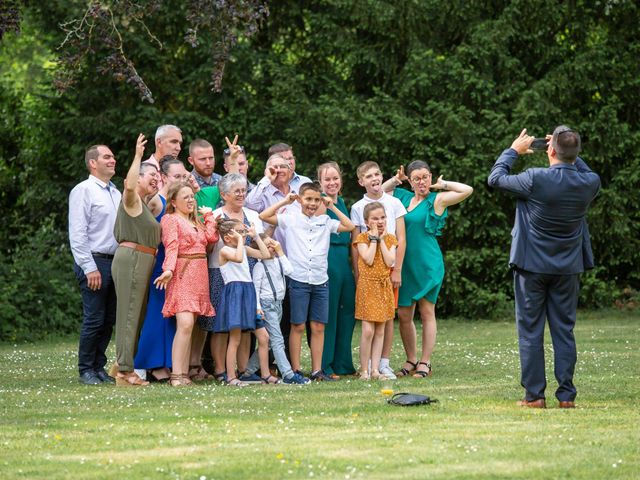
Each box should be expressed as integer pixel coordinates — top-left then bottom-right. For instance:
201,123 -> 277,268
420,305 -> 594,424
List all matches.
410,174 -> 431,184
232,189 -> 247,197
271,163 -> 291,170
233,229 -> 248,236
223,145 -> 246,155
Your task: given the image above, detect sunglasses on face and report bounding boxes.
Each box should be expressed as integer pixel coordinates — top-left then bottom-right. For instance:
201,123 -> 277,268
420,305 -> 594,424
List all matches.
223,145 -> 246,155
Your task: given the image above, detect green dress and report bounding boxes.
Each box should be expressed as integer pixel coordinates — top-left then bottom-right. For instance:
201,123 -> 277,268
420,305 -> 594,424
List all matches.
322,196 -> 356,375
393,188 -> 448,306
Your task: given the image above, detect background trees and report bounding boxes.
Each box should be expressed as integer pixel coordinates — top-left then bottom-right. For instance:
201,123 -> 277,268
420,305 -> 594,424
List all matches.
1,0 -> 638,339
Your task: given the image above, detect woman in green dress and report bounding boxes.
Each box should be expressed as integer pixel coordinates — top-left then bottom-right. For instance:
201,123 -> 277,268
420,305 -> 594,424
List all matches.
317,162 -> 357,379
382,160 -> 473,378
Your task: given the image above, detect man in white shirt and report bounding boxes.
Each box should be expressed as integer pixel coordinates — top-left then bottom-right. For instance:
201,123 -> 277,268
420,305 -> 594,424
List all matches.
69,145 -> 122,385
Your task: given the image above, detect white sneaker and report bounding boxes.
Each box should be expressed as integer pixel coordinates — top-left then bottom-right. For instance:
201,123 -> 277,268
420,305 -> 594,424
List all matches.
379,365 -> 397,380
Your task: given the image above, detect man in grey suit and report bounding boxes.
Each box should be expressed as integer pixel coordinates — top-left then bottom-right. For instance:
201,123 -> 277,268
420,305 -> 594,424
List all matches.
488,126 -> 600,409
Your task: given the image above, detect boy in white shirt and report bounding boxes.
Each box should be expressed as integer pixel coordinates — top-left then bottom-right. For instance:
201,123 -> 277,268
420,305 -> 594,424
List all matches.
260,182 -> 355,381
350,161 -> 407,379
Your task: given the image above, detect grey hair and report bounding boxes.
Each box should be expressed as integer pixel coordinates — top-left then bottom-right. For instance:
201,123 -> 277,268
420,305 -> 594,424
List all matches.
218,173 -> 247,195
139,162 -> 158,176
155,124 -> 182,142
266,154 -> 288,168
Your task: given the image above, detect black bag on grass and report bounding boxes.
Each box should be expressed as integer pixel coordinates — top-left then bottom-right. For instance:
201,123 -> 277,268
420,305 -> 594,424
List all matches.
387,392 -> 438,406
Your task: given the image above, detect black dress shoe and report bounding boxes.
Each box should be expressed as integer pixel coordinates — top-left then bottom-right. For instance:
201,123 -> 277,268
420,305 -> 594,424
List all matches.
79,371 -> 102,385
95,370 -> 115,384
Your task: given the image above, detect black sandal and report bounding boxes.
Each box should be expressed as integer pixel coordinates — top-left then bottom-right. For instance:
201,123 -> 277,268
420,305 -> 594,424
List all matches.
260,375 -> 281,385
413,361 -> 432,378
396,360 -> 417,377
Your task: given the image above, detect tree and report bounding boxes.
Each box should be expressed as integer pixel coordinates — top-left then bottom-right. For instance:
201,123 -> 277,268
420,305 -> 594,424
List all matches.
1,0 -> 638,340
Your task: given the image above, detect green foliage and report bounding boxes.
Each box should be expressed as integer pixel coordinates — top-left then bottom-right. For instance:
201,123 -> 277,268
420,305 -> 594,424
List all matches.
0,217 -> 80,341
0,1 -> 638,338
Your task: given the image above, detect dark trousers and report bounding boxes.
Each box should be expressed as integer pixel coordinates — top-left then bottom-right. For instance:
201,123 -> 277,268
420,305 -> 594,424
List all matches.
514,268 -> 580,402
74,257 -> 117,375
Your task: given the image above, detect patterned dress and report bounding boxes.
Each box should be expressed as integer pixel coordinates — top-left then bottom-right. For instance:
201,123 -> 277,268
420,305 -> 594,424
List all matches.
161,212 -> 219,317
353,233 -> 398,322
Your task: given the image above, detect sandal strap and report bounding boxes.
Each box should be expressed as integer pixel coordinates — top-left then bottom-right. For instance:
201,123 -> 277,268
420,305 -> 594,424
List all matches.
261,375 -> 280,384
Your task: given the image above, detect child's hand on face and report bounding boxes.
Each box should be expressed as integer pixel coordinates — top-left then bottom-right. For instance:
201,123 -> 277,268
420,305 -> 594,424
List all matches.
231,229 -> 243,241
247,223 -> 257,238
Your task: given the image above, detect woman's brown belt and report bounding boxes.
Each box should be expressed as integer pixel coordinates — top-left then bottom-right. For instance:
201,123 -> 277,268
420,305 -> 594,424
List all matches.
119,241 -> 157,256
178,253 -> 207,278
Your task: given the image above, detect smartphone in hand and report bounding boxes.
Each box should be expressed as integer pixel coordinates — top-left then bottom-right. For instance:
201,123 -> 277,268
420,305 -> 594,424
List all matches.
530,138 -> 549,151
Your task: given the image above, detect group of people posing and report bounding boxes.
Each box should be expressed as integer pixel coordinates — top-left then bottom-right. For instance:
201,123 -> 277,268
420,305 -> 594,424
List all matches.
69,124 -> 473,388
70,123 -> 599,408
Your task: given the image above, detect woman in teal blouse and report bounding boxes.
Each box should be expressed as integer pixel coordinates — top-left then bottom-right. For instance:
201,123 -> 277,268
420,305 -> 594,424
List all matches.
317,162 -> 357,378
383,160 -> 473,378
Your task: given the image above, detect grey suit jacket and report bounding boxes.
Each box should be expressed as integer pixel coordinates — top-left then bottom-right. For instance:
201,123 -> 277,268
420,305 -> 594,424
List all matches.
488,148 -> 600,275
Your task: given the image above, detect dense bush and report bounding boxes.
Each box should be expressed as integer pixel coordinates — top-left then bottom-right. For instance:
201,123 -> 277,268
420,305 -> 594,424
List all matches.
0,1 -> 638,339
0,217 -> 80,341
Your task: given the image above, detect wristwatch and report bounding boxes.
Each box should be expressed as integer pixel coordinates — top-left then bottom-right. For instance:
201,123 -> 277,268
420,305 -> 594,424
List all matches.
368,235 -> 380,242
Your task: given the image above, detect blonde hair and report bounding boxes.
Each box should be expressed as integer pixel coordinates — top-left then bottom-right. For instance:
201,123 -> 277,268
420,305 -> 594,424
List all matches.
165,182 -> 202,226
317,161 -> 342,182
356,161 -> 380,180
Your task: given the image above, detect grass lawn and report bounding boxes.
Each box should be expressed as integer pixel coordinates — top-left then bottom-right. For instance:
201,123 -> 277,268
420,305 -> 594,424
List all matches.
1,309 -> 638,479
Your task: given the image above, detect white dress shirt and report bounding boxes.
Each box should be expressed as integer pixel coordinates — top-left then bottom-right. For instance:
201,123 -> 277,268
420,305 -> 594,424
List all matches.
244,173 -> 312,253
68,175 -> 121,274
350,192 -> 407,234
277,211 -> 340,285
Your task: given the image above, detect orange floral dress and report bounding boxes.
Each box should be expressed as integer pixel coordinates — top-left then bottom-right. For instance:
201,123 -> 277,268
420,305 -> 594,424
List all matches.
353,232 -> 398,322
161,212 -> 218,317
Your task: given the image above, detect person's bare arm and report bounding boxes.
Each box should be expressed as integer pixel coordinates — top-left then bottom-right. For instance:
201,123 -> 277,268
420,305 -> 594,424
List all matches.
323,197 -> 355,232
122,134 -> 147,215
382,165 -> 408,193
379,232 -> 397,268
391,216 -> 406,289
432,177 -> 473,215
259,193 -> 297,226
356,239 -> 377,266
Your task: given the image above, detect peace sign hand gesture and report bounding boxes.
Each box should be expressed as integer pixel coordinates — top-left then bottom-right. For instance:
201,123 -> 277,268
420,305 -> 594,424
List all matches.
224,135 -> 243,163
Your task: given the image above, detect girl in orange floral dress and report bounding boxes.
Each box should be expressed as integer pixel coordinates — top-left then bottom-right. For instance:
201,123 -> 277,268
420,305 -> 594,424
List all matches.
353,201 -> 397,380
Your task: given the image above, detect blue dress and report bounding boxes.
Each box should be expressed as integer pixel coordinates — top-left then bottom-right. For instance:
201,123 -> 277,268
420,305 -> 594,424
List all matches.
134,196 -> 177,369
213,248 -> 257,333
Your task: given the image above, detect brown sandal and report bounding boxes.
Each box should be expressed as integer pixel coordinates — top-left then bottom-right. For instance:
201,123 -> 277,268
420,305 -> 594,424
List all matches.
169,373 -> 192,387
115,371 -> 150,387
189,365 -> 213,381
396,360 -> 417,377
